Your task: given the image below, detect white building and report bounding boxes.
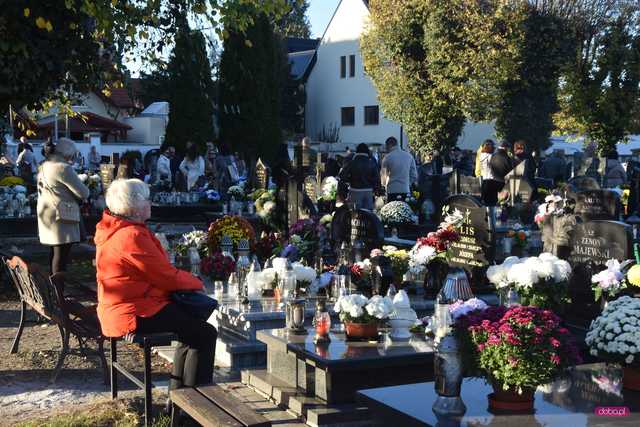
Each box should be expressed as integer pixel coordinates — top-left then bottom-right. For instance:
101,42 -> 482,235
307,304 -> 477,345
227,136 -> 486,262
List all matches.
304,0 -> 495,152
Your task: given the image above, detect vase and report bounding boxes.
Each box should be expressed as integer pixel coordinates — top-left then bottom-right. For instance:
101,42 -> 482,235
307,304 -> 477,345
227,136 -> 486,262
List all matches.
424,261 -> 448,299
488,382 -> 535,412
344,322 -> 378,340
623,366 -> 640,391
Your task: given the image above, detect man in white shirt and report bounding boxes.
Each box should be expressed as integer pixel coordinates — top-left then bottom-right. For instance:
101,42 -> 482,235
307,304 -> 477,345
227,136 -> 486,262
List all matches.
381,137 -> 417,202
156,146 -> 175,185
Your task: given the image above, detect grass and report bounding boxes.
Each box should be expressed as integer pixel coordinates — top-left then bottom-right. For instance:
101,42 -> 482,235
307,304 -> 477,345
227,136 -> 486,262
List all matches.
17,399 -> 171,427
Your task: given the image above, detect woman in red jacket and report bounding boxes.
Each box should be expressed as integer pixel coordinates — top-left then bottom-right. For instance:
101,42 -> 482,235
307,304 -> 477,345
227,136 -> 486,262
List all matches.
95,178 -> 216,390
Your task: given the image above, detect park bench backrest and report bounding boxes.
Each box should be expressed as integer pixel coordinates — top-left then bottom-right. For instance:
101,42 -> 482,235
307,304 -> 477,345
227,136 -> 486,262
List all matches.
4,256 -> 64,323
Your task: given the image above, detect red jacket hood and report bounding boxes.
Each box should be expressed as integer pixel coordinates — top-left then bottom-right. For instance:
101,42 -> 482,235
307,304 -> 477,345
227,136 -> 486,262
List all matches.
94,210 -> 141,247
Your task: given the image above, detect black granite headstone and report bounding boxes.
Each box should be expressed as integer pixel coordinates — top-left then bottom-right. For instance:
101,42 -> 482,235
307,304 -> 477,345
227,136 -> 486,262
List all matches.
350,209 -> 384,254
419,172 -> 453,210
574,189 -> 618,221
443,195 -> 494,291
449,171 -> 482,198
567,220 -> 632,327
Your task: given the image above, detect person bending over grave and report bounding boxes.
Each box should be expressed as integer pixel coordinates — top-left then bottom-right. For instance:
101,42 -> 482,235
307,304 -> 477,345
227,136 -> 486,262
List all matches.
381,136 -> 417,202
339,143 -> 380,210
95,178 -> 217,394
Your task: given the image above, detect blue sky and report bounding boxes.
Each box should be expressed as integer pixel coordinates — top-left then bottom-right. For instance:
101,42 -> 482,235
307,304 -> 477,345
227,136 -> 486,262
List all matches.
308,0 -> 341,38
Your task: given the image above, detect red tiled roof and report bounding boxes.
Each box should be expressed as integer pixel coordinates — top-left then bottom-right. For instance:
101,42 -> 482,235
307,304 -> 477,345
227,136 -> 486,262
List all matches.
100,88 -> 136,109
38,112 -> 132,132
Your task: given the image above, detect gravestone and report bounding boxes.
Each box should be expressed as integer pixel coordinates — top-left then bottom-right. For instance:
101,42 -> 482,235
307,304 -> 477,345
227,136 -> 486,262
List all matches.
574,189 -> 618,221
568,176 -> 600,192
350,209 -> 384,254
567,220 -> 632,328
449,171 -> 481,198
419,172 -> 453,213
255,158 -> 269,190
443,195 -> 494,291
304,175 -> 318,204
99,164 -> 116,190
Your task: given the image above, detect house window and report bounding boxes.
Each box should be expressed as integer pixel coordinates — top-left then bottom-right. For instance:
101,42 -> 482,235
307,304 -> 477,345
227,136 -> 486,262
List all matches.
341,107 -> 355,126
340,56 -> 346,78
364,106 -> 379,125
349,55 -> 355,77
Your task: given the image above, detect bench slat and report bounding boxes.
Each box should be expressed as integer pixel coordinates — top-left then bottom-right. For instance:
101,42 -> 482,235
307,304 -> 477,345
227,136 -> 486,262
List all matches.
197,385 -> 271,427
171,388 -> 242,427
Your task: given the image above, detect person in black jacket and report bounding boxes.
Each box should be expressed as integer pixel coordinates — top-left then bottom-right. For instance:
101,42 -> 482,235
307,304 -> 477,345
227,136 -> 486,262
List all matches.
338,143 -> 380,210
482,141 -> 512,206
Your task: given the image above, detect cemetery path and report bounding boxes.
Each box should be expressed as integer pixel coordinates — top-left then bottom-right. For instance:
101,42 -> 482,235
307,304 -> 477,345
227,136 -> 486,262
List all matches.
0,299 -> 171,425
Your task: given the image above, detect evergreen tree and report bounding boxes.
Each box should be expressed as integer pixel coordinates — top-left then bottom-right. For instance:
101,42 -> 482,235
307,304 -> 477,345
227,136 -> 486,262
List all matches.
218,13 -> 283,162
164,21 -> 215,153
495,9 -> 575,153
276,0 -> 311,39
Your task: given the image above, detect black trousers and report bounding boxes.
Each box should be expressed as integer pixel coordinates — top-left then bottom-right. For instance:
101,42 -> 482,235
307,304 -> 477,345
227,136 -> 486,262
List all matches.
49,243 -> 73,274
481,179 -> 504,207
136,303 -> 217,389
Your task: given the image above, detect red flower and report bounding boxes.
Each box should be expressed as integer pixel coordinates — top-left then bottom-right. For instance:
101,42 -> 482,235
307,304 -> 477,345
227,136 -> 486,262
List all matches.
550,338 -> 561,348
550,354 -> 561,365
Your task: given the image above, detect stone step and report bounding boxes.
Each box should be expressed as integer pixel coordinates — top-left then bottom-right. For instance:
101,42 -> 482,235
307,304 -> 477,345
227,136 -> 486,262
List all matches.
242,369 -> 371,427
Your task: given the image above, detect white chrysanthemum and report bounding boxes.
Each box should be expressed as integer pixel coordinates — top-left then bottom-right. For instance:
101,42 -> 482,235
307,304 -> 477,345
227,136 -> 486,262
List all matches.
349,305 -> 364,318
538,252 -> 558,262
486,265 -> 507,287
507,262 -> 538,289
552,260 -> 572,282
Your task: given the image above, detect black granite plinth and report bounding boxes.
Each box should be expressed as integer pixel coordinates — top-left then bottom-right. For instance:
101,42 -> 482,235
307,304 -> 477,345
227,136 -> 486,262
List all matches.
357,363 -> 640,427
256,327 -> 434,404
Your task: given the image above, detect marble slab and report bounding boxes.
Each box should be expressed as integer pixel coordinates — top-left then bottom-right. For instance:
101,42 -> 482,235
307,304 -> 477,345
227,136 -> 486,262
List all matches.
357,363 -> 640,427
255,327 -> 435,404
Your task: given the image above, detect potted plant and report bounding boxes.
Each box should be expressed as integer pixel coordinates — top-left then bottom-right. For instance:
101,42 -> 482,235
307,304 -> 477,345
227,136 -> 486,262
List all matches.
200,251 -> 236,285
350,259 -> 372,294
586,296 -> 640,391
591,259 -> 629,310
333,294 -> 393,340
486,253 -> 571,312
379,201 -> 417,237
456,305 -> 581,412
381,246 -> 410,285
174,230 -> 208,268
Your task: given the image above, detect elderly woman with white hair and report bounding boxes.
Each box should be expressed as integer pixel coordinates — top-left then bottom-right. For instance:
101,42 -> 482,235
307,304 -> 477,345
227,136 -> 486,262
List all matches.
37,137 -> 90,274
94,178 -> 217,392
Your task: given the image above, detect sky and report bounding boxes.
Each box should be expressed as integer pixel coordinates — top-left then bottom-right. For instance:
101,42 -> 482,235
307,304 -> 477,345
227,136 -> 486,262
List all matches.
308,0 -> 341,38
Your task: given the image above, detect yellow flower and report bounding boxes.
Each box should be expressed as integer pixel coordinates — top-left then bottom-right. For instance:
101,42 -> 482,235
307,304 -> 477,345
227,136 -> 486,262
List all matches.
628,265 -> 640,287
35,17 -> 47,29
24,8 -> 30,17
45,21 -> 53,32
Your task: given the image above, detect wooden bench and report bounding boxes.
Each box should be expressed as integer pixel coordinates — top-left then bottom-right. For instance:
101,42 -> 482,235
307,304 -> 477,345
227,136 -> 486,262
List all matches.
170,384 -> 271,427
3,256 -> 107,383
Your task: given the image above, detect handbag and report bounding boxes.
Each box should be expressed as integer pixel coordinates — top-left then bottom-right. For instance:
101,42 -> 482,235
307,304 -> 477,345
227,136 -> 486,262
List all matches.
55,200 -> 81,223
171,291 -> 218,321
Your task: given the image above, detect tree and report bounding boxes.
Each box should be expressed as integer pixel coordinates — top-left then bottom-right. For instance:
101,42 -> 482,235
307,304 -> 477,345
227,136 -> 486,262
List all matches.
276,0 -> 311,39
218,13 -> 284,162
0,0 -> 290,115
495,7 -> 576,152
556,5 -> 640,155
163,21 -> 215,153
361,0 -> 524,156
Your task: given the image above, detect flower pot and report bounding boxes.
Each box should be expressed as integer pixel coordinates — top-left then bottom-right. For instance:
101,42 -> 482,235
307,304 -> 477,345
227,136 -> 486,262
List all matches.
488,383 -> 535,413
388,317 -> 414,340
623,366 -> 640,391
344,322 -> 378,340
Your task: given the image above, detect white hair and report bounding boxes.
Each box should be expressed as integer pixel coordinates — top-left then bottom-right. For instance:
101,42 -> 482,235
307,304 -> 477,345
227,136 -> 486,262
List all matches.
105,178 -> 150,217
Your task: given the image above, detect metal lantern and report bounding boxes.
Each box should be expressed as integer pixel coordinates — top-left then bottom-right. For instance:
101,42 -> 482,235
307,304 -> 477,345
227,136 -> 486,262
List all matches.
286,296 -> 307,334
432,332 -> 467,418
434,268 -> 473,341
279,260 -> 297,302
236,239 -> 251,302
